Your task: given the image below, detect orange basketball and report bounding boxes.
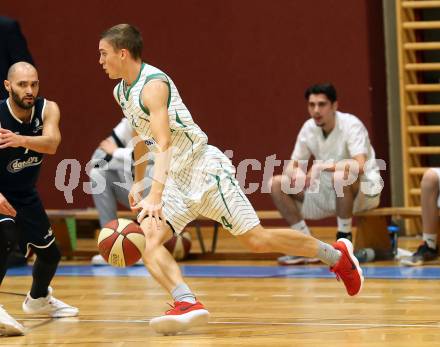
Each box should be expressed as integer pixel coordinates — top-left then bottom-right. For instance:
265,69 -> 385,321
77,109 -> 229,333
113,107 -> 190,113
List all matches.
97,218 -> 145,267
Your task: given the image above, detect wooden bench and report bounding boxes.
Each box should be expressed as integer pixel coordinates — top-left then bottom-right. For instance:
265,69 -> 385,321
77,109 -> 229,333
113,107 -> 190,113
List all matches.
354,207 -> 425,251
46,207 -> 424,258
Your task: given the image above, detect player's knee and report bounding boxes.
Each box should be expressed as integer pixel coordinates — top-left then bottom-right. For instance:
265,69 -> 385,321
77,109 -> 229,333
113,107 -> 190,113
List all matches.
140,220 -> 173,246
421,169 -> 439,192
33,242 -> 61,265
140,230 -> 168,260
143,237 -> 161,255
0,221 -> 19,254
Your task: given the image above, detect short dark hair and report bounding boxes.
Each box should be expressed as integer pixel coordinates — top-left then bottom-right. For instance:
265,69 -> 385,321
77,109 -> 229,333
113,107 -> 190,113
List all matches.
101,24 -> 143,60
304,83 -> 337,103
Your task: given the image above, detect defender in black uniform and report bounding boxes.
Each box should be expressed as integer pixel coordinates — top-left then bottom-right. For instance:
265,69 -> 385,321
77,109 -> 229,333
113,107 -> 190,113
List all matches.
0,62 -> 78,336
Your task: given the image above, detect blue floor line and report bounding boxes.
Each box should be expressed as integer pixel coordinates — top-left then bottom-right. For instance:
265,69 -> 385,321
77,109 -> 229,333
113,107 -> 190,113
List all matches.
6,265 -> 440,280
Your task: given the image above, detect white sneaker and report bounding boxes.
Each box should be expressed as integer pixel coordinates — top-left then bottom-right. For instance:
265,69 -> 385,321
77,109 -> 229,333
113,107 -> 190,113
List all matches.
22,287 -> 79,318
91,254 -> 143,266
0,306 -> 24,336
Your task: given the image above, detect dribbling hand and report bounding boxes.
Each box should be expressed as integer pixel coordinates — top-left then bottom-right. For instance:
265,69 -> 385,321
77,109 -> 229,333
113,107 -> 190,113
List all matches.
135,193 -> 165,228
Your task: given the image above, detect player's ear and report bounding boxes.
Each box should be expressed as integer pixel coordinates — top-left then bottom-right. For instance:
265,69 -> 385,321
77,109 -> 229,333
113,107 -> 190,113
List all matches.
120,48 -> 128,60
3,80 -> 10,93
332,100 -> 338,111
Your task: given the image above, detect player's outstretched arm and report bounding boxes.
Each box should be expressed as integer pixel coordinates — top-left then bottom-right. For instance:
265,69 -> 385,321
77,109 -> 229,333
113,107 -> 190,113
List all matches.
0,100 -> 61,154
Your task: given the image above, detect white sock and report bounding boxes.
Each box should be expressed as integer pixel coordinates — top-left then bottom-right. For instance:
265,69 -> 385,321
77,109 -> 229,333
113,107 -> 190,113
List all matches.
291,220 -> 311,236
316,241 -> 341,266
171,283 -> 196,304
423,233 -> 437,249
337,217 -> 352,233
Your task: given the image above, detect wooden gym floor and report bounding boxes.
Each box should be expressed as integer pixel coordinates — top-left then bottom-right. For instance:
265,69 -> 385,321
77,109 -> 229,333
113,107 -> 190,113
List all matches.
0,232 -> 439,346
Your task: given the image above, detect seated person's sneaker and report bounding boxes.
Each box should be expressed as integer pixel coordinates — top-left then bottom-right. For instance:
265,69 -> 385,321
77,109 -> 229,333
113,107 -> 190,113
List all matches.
91,254 -> 107,265
277,255 -> 320,266
400,242 -> 438,267
149,301 -> 209,335
22,287 -> 79,318
0,306 -> 24,336
330,238 -> 364,296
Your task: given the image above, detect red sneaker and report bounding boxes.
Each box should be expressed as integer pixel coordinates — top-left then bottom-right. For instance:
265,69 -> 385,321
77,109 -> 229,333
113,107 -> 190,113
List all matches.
149,301 -> 209,335
330,238 -> 364,296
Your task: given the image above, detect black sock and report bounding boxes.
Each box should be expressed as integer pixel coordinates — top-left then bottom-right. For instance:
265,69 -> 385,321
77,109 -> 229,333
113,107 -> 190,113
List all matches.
30,243 -> 61,299
336,231 -> 352,242
30,258 -> 58,298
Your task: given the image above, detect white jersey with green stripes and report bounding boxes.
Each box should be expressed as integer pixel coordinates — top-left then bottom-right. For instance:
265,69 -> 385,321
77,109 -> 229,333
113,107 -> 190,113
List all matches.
113,62 -> 260,235
114,62 -> 208,181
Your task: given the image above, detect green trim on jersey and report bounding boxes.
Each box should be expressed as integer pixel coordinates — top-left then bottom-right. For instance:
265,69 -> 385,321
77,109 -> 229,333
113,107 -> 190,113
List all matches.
175,111 -> 186,127
219,162 -> 246,201
116,83 -> 122,104
146,73 -> 171,108
175,111 -> 194,151
138,72 -> 171,115
213,174 -> 232,217
124,63 -> 146,100
139,99 -> 149,115
184,133 -> 194,151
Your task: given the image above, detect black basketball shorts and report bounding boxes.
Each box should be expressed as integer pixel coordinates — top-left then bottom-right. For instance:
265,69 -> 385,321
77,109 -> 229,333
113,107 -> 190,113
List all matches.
0,189 -> 55,257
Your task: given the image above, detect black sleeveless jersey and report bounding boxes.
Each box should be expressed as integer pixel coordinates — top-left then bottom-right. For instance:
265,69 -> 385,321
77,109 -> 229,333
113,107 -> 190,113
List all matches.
0,97 -> 45,193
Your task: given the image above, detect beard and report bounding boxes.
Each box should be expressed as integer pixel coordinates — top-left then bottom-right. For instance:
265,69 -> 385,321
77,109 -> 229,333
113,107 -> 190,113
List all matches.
10,88 -> 35,110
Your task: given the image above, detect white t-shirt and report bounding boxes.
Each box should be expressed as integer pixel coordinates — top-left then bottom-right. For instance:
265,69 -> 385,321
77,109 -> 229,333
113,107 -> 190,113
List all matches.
291,111 -> 383,196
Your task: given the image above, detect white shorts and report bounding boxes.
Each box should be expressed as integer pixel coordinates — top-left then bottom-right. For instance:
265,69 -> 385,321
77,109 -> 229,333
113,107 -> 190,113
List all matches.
300,172 -> 380,220
162,146 -> 260,235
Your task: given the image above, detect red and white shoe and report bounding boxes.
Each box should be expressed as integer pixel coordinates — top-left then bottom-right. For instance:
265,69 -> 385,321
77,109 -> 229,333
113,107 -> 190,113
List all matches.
330,238 -> 364,296
149,301 -> 209,335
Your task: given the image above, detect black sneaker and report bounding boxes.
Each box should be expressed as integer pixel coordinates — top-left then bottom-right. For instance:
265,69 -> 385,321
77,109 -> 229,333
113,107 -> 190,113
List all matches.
336,231 -> 352,242
400,242 -> 438,267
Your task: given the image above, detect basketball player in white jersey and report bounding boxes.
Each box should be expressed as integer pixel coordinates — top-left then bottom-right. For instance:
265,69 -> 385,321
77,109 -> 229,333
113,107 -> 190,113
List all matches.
270,83 -> 382,265
90,117 -> 144,265
98,24 -> 364,335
